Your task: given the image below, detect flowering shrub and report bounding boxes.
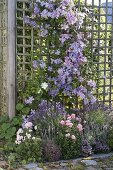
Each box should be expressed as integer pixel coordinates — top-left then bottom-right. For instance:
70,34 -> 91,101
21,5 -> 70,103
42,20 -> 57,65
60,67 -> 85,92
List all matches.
15,121 -> 42,162
15,101 -> 83,160
56,113 -> 83,159
59,114 -> 83,140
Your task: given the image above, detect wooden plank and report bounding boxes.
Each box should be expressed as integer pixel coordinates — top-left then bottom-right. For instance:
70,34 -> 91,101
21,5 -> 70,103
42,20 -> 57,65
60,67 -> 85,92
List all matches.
7,0 -> 16,118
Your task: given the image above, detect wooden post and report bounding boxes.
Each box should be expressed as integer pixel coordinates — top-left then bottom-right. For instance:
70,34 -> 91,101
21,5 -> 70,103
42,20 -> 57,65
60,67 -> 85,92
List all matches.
7,0 -> 16,118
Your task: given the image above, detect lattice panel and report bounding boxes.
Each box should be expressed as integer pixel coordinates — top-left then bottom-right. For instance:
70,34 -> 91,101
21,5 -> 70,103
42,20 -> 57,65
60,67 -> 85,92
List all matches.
0,0 -> 7,115
16,0 -> 36,99
16,0 -> 113,106
81,0 -> 113,106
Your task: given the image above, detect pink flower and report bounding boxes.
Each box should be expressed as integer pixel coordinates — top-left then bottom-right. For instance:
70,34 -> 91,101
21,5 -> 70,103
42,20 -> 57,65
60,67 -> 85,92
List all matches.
68,123 -> 73,127
71,135 -> 76,140
67,116 -> 72,120
71,114 -> 76,119
65,120 -> 73,127
76,117 -> 81,122
65,120 -> 71,124
77,124 -> 83,132
24,122 -> 33,129
60,120 -> 65,125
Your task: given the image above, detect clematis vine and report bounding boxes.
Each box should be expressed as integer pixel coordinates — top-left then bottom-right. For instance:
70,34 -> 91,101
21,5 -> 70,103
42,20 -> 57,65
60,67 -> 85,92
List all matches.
25,0 -> 96,106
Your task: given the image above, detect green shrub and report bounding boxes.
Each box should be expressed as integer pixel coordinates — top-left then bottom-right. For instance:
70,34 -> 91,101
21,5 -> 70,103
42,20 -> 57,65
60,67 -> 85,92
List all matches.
83,104 -> 112,154
56,119 -> 82,160
15,137 -> 42,163
0,115 -> 22,154
84,106 -> 111,145
0,115 -> 22,140
56,133 -> 82,160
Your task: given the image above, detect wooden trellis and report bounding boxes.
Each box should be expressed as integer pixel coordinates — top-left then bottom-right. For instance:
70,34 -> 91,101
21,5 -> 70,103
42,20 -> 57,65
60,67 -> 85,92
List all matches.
16,0 -> 113,107
82,0 -> 113,106
0,0 -> 113,117
0,0 -> 16,118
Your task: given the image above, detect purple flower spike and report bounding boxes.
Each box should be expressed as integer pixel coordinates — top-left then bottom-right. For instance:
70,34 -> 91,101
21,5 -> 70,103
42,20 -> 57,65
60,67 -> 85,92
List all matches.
33,60 -> 38,68
34,4 -> 40,15
25,96 -> 34,105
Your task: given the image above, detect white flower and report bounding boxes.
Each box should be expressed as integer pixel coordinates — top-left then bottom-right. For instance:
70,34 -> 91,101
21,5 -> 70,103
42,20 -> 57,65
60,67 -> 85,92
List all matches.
34,125 -> 37,130
65,133 -> 70,138
15,140 -> 21,145
26,133 -> 31,139
32,137 -> 36,140
29,129 -> 32,132
17,128 -> 23,134
41,82 -> 48,90
16,134 -> 23,141
15,133 -> 24,145
71,135 -> 76,140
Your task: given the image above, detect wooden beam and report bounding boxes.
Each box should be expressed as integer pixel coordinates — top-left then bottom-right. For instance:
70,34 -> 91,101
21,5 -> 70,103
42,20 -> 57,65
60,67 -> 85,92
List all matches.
7,0 -> 16,118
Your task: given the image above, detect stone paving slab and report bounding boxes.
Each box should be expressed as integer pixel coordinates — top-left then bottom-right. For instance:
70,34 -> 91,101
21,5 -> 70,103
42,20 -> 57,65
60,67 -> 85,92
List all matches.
1,152 -> 113,170
81,160 -> 98,166
90,153 -> 113,159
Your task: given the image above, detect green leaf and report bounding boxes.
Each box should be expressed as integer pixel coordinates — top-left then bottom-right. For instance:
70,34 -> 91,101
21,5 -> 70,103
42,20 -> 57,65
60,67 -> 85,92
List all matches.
22,107 -> 30,114
5,127 -> 16,139
5,133 -> 13,139
16,103 -> 24,111
1,123 -> 10,131
22,160 -> 27,165
0,133 -> 5,139
0,115 -> 8,123
11,117 -> 20,126
8,127 -> 16,135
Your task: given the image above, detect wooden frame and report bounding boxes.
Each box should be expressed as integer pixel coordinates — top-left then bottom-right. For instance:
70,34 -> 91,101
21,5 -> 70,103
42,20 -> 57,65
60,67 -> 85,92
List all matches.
7,0 -> 16,118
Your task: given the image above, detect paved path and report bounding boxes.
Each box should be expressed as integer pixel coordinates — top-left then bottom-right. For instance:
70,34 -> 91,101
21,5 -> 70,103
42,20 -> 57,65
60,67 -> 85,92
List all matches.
1,153 -> 113,170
